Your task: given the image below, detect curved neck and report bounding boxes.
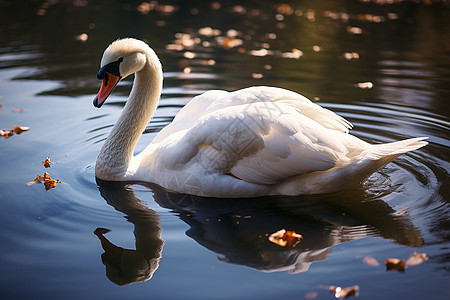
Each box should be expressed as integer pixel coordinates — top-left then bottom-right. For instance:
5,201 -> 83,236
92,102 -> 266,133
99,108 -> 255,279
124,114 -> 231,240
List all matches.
96,58 -> 163,180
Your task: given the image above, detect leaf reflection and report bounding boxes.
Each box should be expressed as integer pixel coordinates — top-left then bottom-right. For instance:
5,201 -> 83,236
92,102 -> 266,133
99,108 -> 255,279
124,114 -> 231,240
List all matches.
94,179 -> 422,284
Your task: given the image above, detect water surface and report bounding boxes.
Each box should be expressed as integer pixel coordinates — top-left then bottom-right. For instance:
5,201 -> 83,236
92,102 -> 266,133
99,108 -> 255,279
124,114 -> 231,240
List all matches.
1,1 -> 449,299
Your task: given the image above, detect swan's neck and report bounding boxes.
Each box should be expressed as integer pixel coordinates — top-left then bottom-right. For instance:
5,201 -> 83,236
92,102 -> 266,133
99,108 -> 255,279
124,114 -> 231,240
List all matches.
96,59 -> 163,180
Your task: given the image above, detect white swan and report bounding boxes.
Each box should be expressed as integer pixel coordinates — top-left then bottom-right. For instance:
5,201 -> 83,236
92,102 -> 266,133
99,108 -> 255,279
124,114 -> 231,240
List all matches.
93,38 -> 428,198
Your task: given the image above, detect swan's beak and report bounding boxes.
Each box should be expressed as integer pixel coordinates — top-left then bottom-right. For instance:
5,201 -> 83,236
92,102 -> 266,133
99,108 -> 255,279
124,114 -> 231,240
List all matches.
94,58 -> 123,108
93,71 -> 121,108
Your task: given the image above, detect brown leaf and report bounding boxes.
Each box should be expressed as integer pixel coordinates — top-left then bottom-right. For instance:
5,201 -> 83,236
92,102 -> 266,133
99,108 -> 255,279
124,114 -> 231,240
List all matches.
269,229 -> 302,247
329,285 -> 359,299
0,129 -> 14,139
13,125 -> 30,134
385,258 -> 406,272
363,256 -> 380,266
42,157 -> 51,168
12,108 -> 25,112
405,252 -> 428,266
43,172 -> 61,190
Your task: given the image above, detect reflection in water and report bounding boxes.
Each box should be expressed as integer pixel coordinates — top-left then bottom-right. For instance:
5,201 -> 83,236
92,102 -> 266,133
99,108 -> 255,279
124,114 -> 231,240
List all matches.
95,179 -> 422,281
94,180 -> 164,286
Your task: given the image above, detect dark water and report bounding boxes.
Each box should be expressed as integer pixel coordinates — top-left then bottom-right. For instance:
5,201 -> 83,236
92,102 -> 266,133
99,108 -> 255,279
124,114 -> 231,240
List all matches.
1,0 -> 449,299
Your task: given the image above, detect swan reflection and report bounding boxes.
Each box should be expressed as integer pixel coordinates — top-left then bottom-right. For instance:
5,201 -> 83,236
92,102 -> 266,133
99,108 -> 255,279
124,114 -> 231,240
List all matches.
95,179 -> 422,283
94,180 -> 164,286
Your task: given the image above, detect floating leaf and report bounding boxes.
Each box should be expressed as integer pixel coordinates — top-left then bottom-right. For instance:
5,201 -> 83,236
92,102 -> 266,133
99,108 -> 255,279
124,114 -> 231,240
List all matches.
405,252 -> 428,266
12,108 -> 25,112
27,172 -> 61,190
252,73 -> 263,79
385,258 -> 406,272
363,256 -> 380,266
42,157 -> 51,168
0,129 -> 14,139
343,52 -> 360,60
43,172 -> 61,190
347,26 -> 362,34
75,33 -> 88,42
269,229 -> 302,247
13,126 -> 30,134
329,285 -> 359,299
281,48 -> 303,59
356,82 -> 373,89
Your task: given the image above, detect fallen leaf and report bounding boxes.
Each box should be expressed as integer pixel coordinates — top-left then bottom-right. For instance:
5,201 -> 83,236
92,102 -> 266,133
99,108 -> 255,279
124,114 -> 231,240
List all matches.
42,157 -> 51,168
329,285 -> 359,299
27,172 -> 61,190
343,52 -> 360,60
281,48 -> 303,59
269,229 -> 302,247
405,252 -> 428,266
12,108 -> 26,112
252,73 -> 263,79
347,26 -> 362,34
0,129 -> 14,139
363,256 -> 380,266
13,126 -> 30,134
75,33 -> 88,42
43,172 -> 61,190
385,258 -> 406,272
356,82 -> 373,89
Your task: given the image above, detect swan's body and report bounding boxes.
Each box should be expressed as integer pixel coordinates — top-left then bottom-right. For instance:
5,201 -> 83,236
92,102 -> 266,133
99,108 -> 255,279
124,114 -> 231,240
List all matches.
93,38 -> 428,198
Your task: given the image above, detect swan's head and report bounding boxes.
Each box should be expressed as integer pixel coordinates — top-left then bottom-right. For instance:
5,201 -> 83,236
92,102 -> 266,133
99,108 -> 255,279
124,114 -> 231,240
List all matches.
94,38 -> 159,108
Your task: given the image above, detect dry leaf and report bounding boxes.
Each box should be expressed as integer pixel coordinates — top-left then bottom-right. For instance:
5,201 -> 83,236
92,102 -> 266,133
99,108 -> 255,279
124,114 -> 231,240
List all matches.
269,229 -> 302,247
13,126 -> 30,134
42,157 -> 51,168
356,82 -> 373,89
385,258 -> 406,272
0,129 -> 14,139
329,285 -> 359,299
43,172 -> 61,190
27,172 -> 60,190
12,108 -> 25,112
405,252 -> 428,266
363,256 -> 380,266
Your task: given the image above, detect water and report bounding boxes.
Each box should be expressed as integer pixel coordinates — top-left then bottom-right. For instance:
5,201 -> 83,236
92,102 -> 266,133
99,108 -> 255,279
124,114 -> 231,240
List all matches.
1,0 -> 449,299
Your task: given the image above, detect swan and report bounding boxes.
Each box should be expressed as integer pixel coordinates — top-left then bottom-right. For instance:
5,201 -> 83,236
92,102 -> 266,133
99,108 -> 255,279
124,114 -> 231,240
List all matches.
93,38 -> 428,198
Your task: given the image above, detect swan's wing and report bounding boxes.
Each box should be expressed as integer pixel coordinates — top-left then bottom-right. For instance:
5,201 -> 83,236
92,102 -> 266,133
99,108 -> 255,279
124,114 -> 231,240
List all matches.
158,101 -> 365,185
153,86 -> 352,144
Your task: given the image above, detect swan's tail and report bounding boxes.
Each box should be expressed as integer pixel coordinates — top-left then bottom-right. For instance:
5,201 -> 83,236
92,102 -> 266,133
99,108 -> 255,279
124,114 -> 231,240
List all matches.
276,137 -> 428,195
369,136 -> 428,160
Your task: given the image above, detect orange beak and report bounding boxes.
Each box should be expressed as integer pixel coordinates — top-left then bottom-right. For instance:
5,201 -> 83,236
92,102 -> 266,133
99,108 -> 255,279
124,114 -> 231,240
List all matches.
93,71 -> 121,108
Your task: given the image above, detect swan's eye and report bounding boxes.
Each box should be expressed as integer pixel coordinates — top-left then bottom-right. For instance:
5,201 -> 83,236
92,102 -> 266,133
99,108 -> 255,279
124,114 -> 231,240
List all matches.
97,58 -> 123,80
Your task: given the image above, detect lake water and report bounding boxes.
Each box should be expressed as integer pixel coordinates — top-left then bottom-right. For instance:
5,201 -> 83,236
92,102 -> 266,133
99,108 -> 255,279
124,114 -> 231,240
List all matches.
1,0 -> 449,299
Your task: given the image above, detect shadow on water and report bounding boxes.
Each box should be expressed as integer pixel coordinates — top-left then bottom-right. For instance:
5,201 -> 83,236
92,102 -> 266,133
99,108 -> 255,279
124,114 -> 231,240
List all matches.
94,178 -> 422,284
